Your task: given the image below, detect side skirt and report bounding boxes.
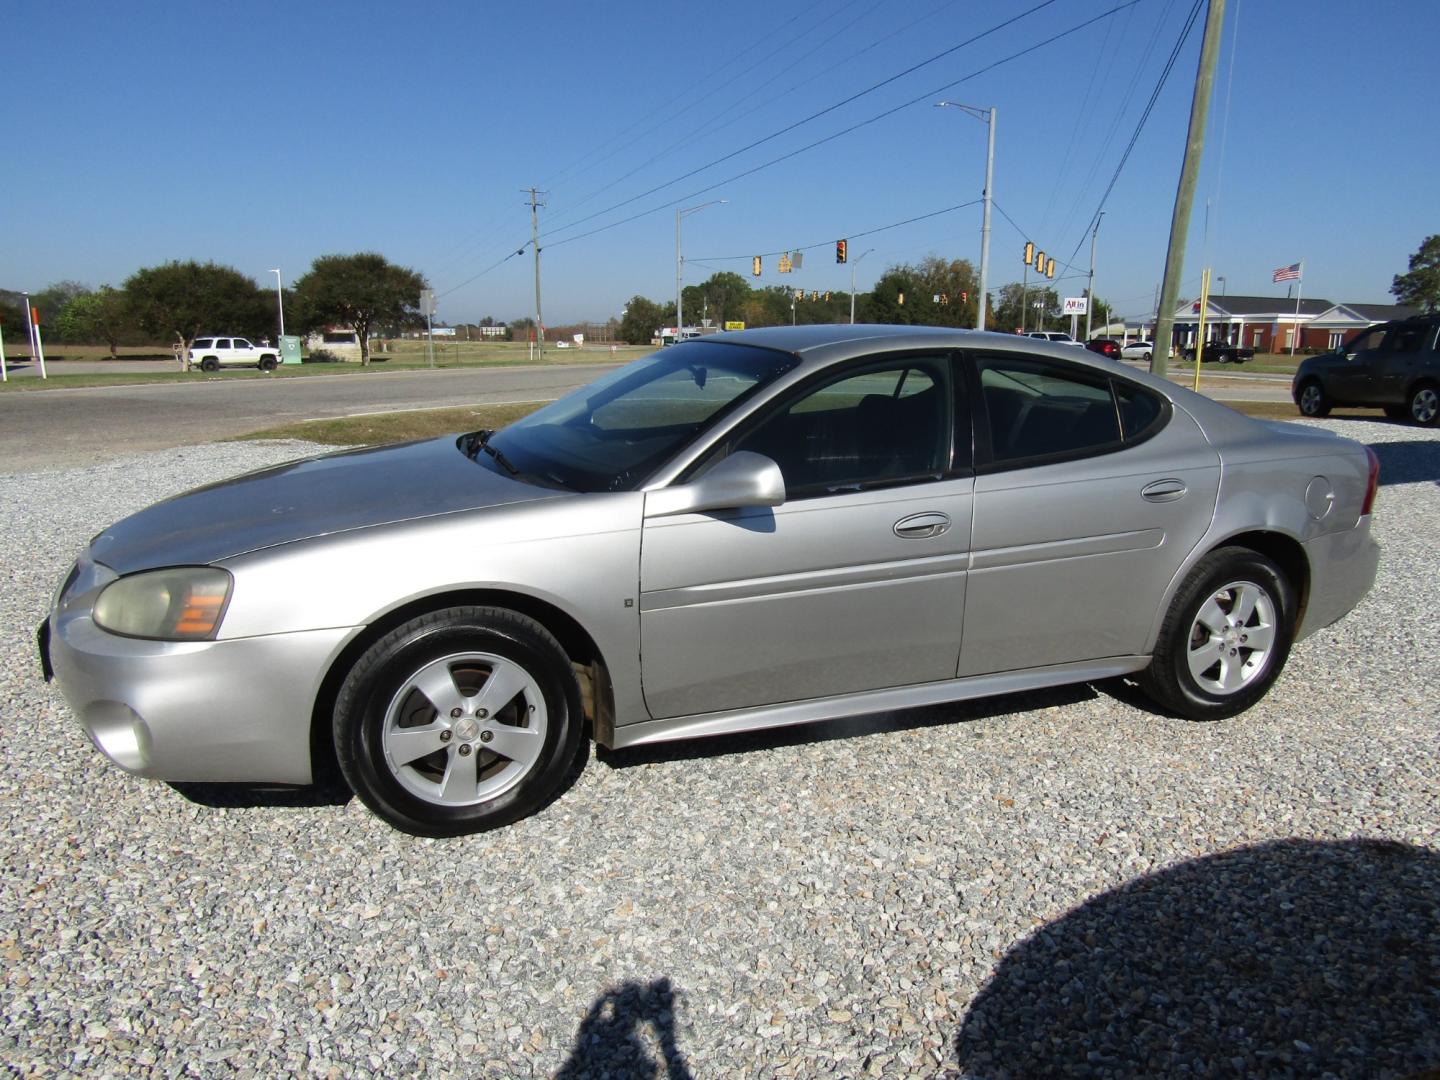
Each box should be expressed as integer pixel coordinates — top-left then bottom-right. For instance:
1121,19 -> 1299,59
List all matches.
605,656 -> 1151,750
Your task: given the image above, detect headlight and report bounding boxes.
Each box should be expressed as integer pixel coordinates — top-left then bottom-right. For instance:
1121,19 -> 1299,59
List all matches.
93,568 -> 233,641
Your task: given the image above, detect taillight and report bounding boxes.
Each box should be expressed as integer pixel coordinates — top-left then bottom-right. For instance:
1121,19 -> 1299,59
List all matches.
1361,446 -> 1380,516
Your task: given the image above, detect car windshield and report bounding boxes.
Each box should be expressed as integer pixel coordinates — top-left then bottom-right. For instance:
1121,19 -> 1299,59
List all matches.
477,341 -> 798,492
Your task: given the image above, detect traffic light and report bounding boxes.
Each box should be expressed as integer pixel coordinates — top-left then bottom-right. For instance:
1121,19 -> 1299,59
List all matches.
1035,249 -> 1046,272
1046,257 -> 1055,279
752,255 -> 762,277
1024,241 -> 1034,266
836,239 -> 848,264
898,291 -> 905,306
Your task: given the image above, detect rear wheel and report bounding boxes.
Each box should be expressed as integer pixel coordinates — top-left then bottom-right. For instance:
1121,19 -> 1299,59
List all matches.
1409,382 -> 1439,426
334,606 -> 584,836
1296,379 -> 1331,418
199,356 -> 220,373
1140,547 -> 1295,721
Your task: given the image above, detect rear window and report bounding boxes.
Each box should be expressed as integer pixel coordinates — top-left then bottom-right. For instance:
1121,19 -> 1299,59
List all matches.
193,338 -> 212,349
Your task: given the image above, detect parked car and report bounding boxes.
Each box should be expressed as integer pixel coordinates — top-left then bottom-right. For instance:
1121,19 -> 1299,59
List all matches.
41,325 -> 1380,836
191,336 -> 280,372
1183,340 -> 1255,365
1120,340 -> 1155,362
1027,331 -> 1081,345
1293,315 -> 1440,425
1086,338 -> 1122,359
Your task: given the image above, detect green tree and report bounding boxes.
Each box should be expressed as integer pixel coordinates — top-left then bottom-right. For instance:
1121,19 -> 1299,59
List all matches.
55,286 -> 131,356
692,271 -> 751,327
124,261 -> 270,369
293,253 -> 428,365
618,296 -> 670,345
1391,235 -> 1440,313
32,280 -> 91,327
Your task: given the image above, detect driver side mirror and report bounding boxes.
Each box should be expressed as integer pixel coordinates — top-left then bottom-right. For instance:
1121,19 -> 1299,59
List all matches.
644,451 -> 786,518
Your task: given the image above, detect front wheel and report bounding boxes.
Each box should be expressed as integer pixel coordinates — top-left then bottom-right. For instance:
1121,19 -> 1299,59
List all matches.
1409,382 -> 1439,426
259,355 -> 278,372
1296,380 -> 1331,418
334,607 -> 584,836
1140,547 -> 1295,721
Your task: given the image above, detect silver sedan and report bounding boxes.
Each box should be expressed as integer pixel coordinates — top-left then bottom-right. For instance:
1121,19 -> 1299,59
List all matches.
41,326 -> 1380,836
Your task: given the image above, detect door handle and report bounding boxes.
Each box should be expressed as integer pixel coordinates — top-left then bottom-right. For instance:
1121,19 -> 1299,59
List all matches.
1141,479 -> 1187,502
894,512 -> 951,539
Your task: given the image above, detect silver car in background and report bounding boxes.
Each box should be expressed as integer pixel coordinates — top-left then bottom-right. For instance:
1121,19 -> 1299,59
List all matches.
41,325 -> 1381,836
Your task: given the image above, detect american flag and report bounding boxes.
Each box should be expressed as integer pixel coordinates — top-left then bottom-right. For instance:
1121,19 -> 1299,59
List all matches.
1272,262 -> 1302,283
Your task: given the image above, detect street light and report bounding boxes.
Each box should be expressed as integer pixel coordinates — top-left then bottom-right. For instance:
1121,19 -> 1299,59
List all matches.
936,101 -> 996,332
676,200 -> 726,340
850,247 -> 875,324
269,268 -> 285,342
1217,275 -> 1227,297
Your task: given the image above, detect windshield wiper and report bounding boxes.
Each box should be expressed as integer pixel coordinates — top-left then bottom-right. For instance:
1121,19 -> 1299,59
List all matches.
464,429 -> 520,477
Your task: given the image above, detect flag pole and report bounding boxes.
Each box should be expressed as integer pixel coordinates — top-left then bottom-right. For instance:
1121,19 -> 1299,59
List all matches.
1289,260 -> 1304,356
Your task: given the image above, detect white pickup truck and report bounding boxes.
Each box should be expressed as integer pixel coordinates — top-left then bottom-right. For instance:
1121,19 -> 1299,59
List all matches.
190,336 -> 279,372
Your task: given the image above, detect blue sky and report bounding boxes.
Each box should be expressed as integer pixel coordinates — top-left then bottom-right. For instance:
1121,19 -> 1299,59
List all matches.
7,0 -> 1438,326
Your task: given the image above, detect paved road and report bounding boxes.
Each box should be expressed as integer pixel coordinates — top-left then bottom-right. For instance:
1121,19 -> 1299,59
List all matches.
0,363 -> 619,473
0,359 -> 1297,475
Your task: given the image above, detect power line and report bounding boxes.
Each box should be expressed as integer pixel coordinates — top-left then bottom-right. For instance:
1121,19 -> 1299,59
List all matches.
689,200 -> 982,262
1063,0 -> 1205,268
537,2 -> 1139,257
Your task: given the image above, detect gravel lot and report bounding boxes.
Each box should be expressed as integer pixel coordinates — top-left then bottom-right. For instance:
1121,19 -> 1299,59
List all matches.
2,422 -> 1437,1078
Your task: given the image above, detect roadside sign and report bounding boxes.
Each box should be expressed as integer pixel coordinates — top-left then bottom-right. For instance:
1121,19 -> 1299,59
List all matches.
279,335 -> 303,365
1063,297 -> 1088,315
419,289 -> 436,317
724,321 -> 745,331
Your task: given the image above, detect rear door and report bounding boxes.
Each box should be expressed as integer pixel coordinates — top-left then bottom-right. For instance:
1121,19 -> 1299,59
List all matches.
1377,322 -> 1431,401
639,353 -> 974,719
958,351 -> 1220,677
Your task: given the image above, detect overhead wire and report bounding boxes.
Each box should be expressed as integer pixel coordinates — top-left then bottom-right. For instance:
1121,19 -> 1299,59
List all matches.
538,1 -> 1140,255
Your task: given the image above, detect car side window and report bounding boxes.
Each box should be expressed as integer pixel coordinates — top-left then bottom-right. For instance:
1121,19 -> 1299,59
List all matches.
976,355 -> 1126,464
732,357 -> 952,497
215,339 -> 231,349
193,339 -> 212,349
1388,326 -> 1424,353
1345,328 -> 1385,356
234,339 -> 251,349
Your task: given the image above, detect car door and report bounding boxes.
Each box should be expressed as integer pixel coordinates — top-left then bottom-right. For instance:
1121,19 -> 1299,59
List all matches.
1329,325 -> 1387,403
1376,323 -> 1429,402
958,351 -> 1220,677
638,354 -> 974,720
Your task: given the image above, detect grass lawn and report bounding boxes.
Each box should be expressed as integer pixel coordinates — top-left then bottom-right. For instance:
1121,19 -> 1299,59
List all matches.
0,340 -> 648,392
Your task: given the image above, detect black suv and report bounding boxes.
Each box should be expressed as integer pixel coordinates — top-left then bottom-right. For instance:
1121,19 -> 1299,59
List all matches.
1293,315 -> 1439,425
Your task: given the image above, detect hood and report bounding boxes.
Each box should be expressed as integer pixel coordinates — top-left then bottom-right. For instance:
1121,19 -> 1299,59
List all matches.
91,437 -> 566,574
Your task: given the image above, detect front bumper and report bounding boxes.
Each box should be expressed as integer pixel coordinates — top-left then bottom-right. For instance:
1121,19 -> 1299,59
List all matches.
44,604 -> 357,785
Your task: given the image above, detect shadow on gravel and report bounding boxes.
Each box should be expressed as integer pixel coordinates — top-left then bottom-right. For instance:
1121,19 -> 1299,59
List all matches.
555,977 -> 693,1080
954,838 -> 1440,1078
1367,439 -> 1440,487
168,778 -> 354,809
596,683 -> 1097,769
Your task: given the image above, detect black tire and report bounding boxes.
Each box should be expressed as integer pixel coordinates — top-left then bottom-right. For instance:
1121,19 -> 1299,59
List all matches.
1383,404 -> 1409,420
199,356 -> 220,373
1408,382 -> 1439,426
1139,546 -> 1296,722
1296,379 -> 1331,418
1142,351 -> 1151,363
334,606 -> 584,837
259,355 -> 278,372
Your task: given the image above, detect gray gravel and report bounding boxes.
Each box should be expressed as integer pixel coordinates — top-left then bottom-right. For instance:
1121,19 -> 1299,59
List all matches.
2,422 -> 1437,1078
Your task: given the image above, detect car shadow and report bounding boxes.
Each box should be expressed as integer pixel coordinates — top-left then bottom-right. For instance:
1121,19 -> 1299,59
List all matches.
554,977 -> 693,1079
953,837 -> 1440,1077
1366,438 -> 1440,487
168,776 -> 354,809
597,683 -> 1098,770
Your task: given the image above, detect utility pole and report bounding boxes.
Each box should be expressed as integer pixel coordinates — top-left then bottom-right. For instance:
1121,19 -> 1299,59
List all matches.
978,106 -> 995,332
1150,0 -> 1227,377
850,247 -> 874,324
1085,211 -> 1105,340
525,187 -> 546,362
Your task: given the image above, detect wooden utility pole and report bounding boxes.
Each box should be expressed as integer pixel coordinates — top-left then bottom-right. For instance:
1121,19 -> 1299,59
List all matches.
1150,0 -> 1226,377
526,187 -> 547,362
